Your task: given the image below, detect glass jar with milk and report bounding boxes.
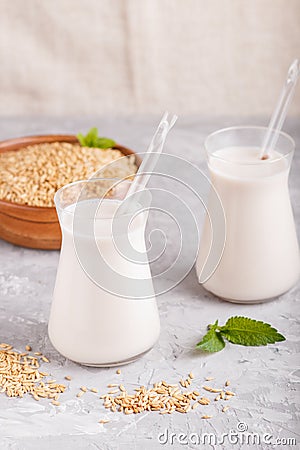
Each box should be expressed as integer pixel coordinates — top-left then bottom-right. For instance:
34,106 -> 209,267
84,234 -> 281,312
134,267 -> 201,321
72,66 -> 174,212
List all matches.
48,178 -> 160,366
196,126 -> 300,303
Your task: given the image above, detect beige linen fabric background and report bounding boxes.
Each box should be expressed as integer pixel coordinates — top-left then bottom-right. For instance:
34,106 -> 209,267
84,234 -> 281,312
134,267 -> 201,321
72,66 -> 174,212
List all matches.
0,0 -> 299,117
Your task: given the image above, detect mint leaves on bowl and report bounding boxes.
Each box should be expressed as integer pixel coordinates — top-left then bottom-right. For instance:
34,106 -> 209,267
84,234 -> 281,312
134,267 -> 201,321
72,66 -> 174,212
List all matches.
77,127 -> 116,149
196,316 -> 286,353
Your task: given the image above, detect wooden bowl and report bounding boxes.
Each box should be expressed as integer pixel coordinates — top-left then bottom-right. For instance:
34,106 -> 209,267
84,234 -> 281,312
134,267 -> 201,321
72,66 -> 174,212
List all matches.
0,135 -> 141,250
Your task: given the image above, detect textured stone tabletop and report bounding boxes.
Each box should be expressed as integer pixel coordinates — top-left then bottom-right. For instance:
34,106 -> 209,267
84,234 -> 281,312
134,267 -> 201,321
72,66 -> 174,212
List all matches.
0,116 -> 299,449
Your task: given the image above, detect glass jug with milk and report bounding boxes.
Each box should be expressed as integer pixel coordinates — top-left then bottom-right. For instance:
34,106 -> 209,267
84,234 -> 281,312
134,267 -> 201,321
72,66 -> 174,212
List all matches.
48,113 -> 177,366
48,178 -> 160,366
196,126 -> 300,303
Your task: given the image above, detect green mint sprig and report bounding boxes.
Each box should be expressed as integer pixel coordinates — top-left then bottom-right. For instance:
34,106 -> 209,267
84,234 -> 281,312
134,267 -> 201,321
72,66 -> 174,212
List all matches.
77,127 -> 116,149
196,316 -> 286,353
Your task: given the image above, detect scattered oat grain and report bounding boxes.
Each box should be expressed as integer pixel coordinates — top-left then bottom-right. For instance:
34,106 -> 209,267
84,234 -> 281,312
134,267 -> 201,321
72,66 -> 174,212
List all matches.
198,397 -> 210,406
52,400 -> 60,406
225,390 -> 235,396
203,386 -> 213,392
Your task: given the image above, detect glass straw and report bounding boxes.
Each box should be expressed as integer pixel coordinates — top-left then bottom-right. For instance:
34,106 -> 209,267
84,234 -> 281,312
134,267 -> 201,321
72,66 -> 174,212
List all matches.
260,59 -> 299,159
124,111 -> 177,202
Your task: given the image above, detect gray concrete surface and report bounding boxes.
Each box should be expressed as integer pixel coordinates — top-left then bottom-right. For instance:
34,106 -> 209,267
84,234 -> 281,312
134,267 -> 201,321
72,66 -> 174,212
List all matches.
0,116 -> 299,449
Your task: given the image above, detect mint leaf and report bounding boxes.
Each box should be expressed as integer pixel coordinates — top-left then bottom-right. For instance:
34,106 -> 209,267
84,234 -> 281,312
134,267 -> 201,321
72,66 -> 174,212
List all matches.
96,137 -> 116,149
196,316 -> 286,353
196,321 -> 225,353
76,128 -> 116,149
220,316 -> 286,346
85,127 -> 98,146
77,132 -> 85,146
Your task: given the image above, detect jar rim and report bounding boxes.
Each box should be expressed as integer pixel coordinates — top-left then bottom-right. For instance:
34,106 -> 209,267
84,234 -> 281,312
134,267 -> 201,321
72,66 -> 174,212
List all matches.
54,178 -> 139,220
204,126 -> 295,165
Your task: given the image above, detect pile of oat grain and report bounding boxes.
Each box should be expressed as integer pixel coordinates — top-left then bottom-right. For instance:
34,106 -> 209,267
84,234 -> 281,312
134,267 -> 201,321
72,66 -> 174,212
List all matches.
97,372 -> 235,420
0,142 -> 137,207
0,343 -> 65,404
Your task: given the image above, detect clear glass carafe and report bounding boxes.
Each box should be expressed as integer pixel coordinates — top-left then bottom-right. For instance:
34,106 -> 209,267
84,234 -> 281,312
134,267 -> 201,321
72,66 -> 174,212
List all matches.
196,126 -> 300,303
49,179 -> 160,366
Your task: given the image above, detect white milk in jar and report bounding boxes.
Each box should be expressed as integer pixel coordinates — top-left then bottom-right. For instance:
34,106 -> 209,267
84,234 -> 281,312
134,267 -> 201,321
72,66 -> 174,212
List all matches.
196,127 -> 300,303
48,180 -> 160,366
